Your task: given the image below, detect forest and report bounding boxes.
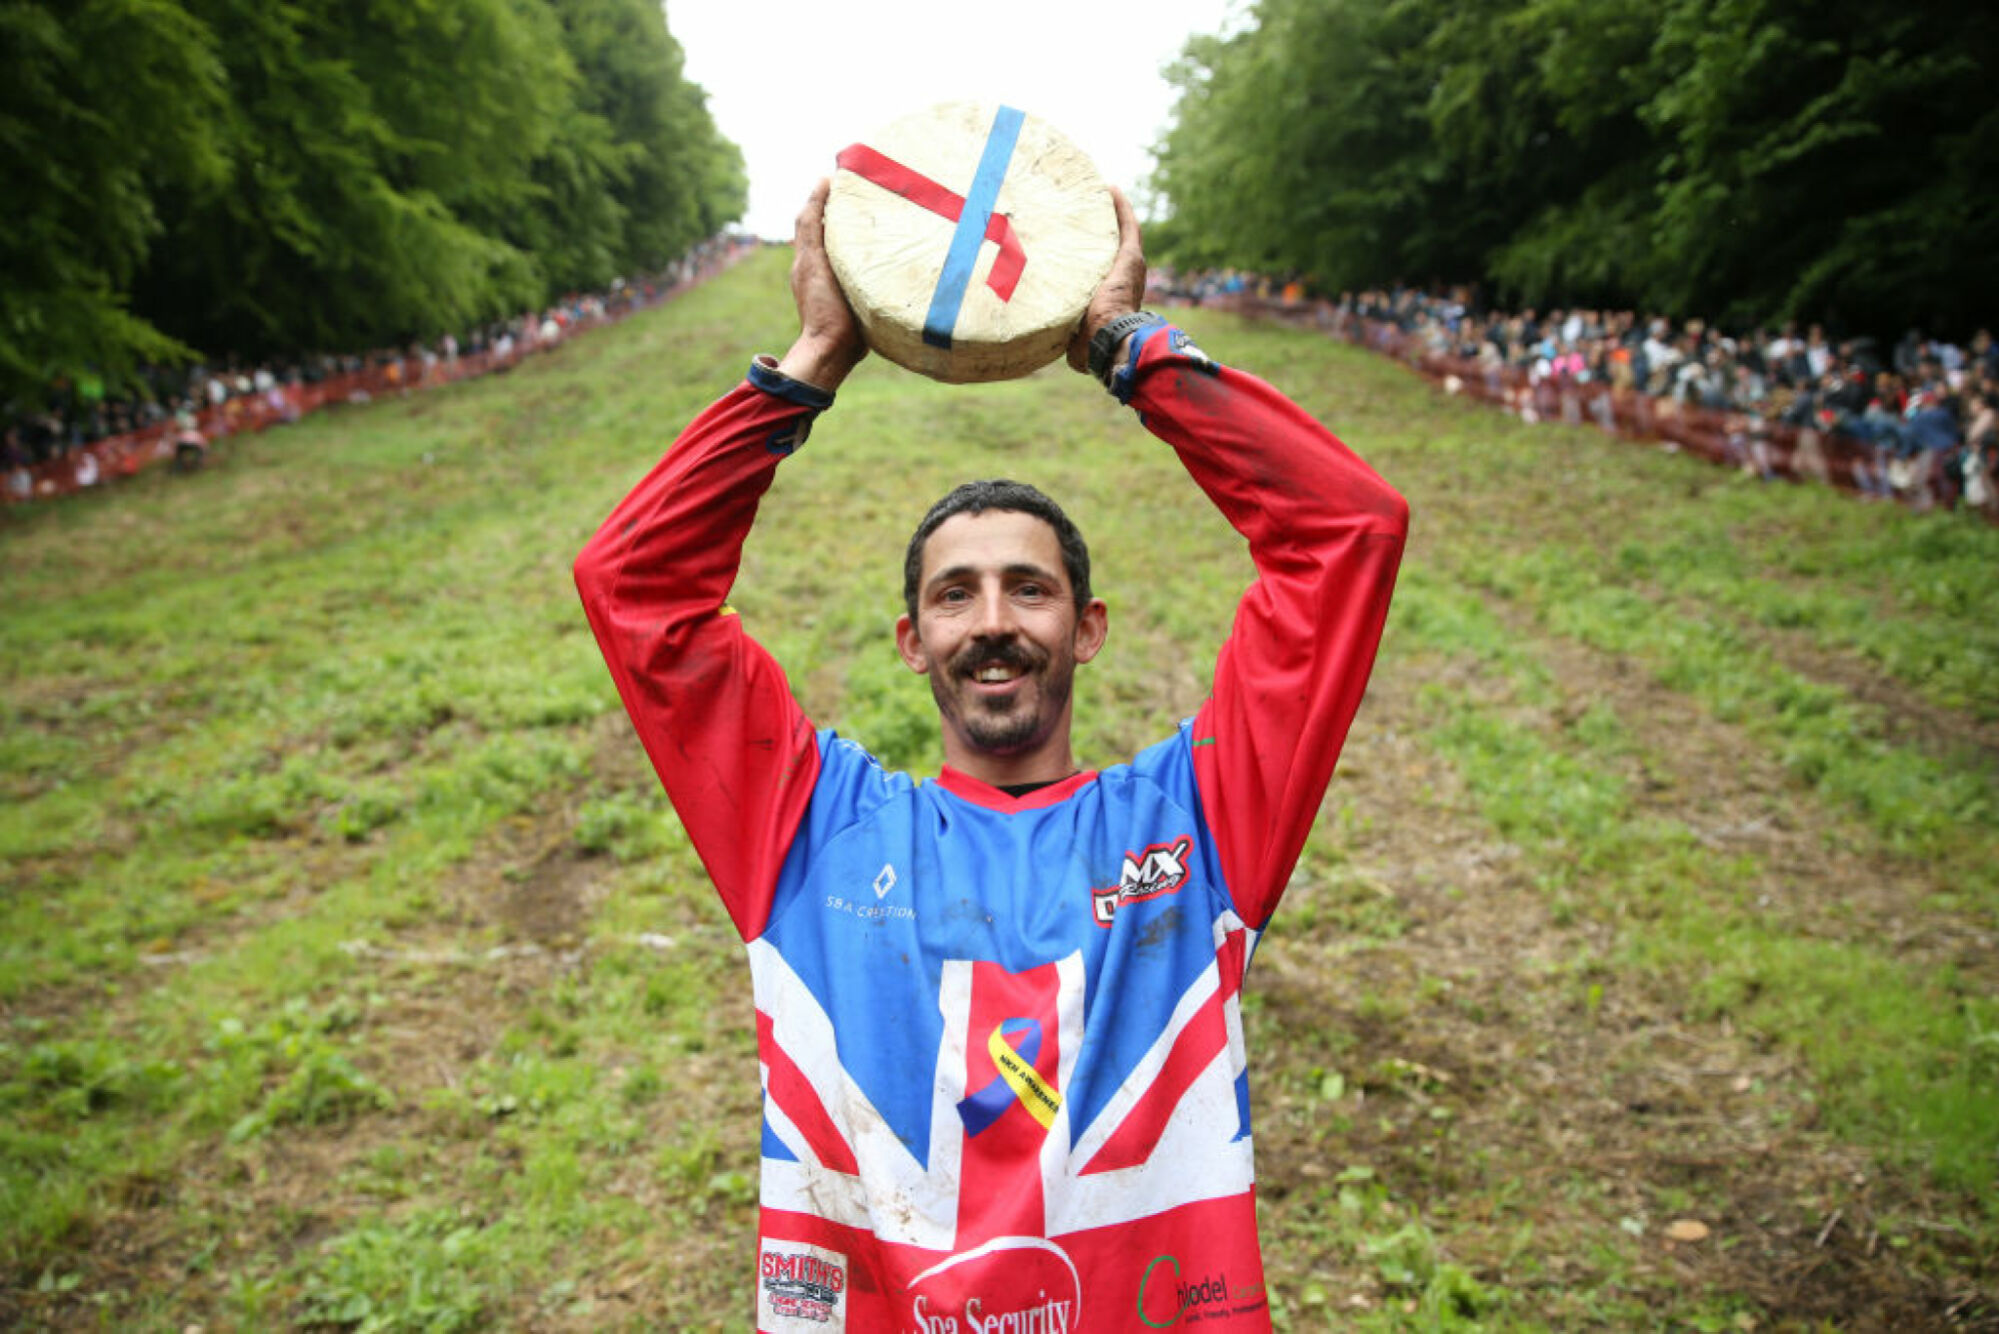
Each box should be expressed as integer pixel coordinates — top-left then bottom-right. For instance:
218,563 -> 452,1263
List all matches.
2,0 -> 743,401
1149,0 -> 1998,336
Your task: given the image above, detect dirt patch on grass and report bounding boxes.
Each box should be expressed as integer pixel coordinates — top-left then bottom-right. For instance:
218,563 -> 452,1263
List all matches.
1743,613 -> 1999,773
3,714 -> 667,1329
1505,601 -> 1999,988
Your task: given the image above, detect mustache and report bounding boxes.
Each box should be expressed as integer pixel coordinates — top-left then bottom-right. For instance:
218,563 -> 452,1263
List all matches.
951,639 -> 1044,678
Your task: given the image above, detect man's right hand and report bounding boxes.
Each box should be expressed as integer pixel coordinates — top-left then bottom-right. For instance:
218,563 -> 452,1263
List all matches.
777,179 -> 868,392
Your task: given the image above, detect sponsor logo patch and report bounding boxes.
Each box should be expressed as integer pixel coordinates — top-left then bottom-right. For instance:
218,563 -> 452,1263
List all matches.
759,1240 -> 848,1331
906,1236 -> 1081,1334
1136,1253 -> 1268,1327
1092,836 -> 1194,926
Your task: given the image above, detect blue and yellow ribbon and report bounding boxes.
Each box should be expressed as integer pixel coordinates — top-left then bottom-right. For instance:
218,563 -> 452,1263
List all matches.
957,1017 -> 1061,1135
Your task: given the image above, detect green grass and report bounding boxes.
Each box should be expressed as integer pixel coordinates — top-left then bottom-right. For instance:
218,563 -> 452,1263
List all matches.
4,252 -> 1994,1328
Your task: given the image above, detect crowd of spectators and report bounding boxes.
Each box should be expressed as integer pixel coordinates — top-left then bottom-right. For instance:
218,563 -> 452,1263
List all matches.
5,240 -> 746,502
23,249 -> 1992,517
1153,270 -> 1999,517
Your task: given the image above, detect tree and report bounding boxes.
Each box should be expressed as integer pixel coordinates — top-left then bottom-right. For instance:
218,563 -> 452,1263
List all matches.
1151,0 -> 1441,291
130,0 -> 569,356
0,0 -> 228,402
3,0 -> 746,399
1149,0 -> 1999,335
555,0 -> 744,280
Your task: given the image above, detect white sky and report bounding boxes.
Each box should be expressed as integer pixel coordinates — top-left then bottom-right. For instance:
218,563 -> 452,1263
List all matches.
666,0 -> 1244,239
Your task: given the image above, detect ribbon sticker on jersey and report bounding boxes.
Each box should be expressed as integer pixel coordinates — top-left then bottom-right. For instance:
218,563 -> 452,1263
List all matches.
1092,836 -> 1195,926
958,1019 -> 1062,1135
759,1239 -> 848,1332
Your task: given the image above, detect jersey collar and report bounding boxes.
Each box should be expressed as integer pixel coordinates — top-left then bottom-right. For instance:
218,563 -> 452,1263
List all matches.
934,765 -> 1098,811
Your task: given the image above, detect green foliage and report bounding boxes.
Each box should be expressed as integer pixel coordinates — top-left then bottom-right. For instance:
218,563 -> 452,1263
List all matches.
4,0 -> 744,398
552,0 -> 745,277
1153,0 -> 1445,288
2,1039 -> 186,1121
296,1209 -> 500,1332
0,0 -> 228,396
1151,0 -> 1999,331
833,644 -> 939,774
572,790 -> 677,862
208,997 -> 394,1141
227,1047 -> 392,1141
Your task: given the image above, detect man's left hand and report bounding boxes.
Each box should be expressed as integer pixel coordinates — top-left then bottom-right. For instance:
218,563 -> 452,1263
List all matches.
1067,187 -> 1148,374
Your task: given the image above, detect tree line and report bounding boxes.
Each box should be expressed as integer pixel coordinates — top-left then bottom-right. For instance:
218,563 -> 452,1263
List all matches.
1148,0 -> 1996,338
2,0 -> 744,402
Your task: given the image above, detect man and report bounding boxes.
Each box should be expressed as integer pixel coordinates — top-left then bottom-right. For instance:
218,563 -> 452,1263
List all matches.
575,183 -> 1406,1332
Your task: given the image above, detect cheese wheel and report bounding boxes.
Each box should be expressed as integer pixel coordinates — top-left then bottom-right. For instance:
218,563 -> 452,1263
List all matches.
825,102 -> 1118,383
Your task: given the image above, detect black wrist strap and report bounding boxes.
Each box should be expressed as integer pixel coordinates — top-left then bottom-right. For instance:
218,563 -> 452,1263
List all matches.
1089,311 -> 1163,386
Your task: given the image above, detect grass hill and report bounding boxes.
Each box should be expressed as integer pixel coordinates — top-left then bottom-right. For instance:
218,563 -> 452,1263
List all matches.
4,249 -> 1995,1328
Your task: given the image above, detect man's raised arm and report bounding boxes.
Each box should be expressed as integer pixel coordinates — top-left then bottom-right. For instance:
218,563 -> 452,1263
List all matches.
1073,199 -> 1408,931
1144,345 -> 1406,930
572,183 -> 866,940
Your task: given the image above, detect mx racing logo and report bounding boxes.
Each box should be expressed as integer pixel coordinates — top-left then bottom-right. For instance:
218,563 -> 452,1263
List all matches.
1092,836 -> 1194,926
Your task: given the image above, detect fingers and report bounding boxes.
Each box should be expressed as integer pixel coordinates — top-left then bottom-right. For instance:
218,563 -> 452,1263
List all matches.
792,179 -> 833,292
1083,187 -> 1146,319
794,178 -> 831,252
790,178 -> 842,318
1108,187 -> 1144,271
780,177 -> 867,391
1068,187 -> 1149,373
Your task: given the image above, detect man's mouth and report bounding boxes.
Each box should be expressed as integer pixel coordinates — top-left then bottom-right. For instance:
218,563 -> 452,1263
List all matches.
958,646 -> 1037,689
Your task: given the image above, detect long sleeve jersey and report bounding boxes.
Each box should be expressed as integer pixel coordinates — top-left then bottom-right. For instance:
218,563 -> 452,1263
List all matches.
575,326 -> 1407,1333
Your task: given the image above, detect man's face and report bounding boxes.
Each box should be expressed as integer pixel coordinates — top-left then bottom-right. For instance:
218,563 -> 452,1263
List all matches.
895,510 -> 1106,763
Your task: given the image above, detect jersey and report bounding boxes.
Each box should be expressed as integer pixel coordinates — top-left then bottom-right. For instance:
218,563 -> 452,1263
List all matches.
575,325 -> 1407,1332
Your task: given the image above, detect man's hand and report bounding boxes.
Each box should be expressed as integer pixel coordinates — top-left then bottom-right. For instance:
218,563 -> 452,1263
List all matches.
1067,187 -> 1148,374
777,179 -> 868,392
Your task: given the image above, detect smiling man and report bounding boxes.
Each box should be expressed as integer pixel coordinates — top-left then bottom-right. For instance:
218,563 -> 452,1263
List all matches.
896,487 -> 1107,786
575,183 -> 1406,1332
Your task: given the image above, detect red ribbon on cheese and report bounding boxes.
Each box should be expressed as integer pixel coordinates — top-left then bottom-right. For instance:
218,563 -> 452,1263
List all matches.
835,143 -> 1027,301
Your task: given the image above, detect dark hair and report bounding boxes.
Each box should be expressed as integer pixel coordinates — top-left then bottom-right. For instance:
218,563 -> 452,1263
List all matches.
903,479 -> 1091,620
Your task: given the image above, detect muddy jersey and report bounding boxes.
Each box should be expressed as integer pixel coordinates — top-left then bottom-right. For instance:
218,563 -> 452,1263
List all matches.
576,326 -> 1406,1332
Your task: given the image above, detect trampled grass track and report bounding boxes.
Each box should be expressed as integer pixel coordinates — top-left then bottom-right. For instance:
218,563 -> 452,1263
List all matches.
3,250 -> 1994,1328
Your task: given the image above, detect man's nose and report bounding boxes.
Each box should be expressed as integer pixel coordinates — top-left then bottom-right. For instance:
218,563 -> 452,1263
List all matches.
971,586 -> 1017,638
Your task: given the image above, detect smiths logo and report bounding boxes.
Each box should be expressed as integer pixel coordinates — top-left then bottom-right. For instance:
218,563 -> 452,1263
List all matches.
1092,836 -> 1194,926
759,1241 -> 847,1330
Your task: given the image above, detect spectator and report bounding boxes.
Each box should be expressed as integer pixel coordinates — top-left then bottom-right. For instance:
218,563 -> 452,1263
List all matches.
6,232 -> 757,503
1151,268 -> 1998,519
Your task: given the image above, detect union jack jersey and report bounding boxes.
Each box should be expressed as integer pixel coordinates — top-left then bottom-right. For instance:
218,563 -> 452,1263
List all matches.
576,328 -> 1406,1331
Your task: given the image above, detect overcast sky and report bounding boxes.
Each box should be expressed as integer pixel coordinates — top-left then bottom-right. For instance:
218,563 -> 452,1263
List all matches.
667,0 -> 1243,239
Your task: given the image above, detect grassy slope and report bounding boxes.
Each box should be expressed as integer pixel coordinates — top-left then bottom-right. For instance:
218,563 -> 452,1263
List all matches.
3,252 -> 1994,1329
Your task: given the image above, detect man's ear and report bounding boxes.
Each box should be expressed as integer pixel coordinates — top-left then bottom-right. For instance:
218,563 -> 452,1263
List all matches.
1073,598 -> 1108,664
895,613 -> 930,674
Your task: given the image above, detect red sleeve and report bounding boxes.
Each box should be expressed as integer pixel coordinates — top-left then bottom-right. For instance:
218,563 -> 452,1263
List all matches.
573,373 -> 826,941
1125,327 -> 1408,929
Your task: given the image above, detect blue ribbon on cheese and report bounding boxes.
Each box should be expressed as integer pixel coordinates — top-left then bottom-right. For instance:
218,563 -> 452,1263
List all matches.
923,105 -> 1027,350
